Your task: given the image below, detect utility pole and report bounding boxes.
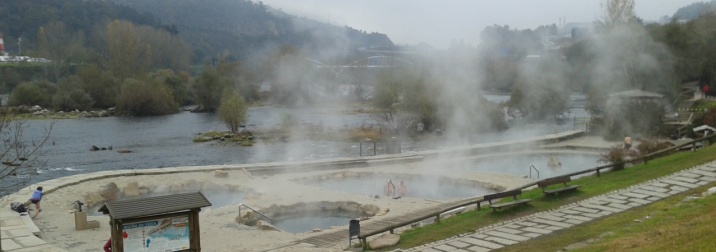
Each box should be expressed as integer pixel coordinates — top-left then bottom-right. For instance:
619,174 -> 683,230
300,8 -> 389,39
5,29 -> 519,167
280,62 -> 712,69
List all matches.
18,37 -> 22,56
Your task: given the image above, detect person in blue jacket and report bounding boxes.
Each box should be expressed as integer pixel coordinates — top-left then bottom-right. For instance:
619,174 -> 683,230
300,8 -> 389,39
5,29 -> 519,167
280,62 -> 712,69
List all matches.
29,186 -> 43,218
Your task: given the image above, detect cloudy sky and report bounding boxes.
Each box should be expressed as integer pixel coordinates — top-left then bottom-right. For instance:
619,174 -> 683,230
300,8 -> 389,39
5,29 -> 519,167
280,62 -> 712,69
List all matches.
259,0 -> 703,48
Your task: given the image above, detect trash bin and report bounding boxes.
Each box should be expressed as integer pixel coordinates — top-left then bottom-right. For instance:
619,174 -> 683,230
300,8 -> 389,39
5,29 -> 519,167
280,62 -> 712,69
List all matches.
349,219 -> 360,246
349,219 -> 360,237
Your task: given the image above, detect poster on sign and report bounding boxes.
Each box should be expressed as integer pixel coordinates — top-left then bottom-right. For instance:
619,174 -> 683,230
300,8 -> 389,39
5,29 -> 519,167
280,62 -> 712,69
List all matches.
122,216 -> 190,252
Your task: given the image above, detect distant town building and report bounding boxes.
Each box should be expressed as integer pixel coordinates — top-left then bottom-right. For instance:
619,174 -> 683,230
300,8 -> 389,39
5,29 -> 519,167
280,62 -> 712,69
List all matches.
0,56 -> 51,63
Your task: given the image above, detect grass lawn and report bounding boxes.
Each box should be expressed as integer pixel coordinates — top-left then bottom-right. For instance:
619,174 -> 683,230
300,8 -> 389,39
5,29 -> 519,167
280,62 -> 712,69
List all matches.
387,144 -> 716,251
499,183 -> 716,251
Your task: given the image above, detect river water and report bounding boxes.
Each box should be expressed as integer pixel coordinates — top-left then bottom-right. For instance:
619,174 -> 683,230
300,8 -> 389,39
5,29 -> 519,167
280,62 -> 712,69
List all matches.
3,94 -> 588,195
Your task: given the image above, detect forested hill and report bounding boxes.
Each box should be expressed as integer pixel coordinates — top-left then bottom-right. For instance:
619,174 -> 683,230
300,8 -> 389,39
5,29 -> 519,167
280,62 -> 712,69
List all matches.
0,0 -> 162,52
672,0 -> 716,21
0,0 -> 394,64
109,0 -> 395,62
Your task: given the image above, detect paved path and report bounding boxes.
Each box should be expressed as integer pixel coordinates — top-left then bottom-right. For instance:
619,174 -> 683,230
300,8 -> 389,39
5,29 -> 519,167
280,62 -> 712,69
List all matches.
403,162 -> 716,252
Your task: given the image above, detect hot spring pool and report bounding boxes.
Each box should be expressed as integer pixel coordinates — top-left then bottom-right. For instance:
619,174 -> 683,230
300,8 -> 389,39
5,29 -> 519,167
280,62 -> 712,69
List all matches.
459,151 -> 601,179
294,172 -> 498,200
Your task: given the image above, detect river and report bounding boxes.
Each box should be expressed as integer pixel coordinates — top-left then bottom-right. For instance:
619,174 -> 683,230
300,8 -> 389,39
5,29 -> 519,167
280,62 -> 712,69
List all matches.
2,95 -> 588,196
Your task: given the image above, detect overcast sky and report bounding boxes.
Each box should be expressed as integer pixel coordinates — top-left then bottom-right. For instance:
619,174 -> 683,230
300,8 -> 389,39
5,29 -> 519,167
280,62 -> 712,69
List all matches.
258,0 -> 703,49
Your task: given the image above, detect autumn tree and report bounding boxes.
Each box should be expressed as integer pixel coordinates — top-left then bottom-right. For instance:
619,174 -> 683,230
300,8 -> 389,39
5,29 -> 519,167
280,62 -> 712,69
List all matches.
37,21 -> 86,81
105,20 -> 152,79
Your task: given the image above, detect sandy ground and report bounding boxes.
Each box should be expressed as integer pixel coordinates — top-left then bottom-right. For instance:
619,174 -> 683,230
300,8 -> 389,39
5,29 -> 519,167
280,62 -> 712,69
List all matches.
30,160 -> 532,252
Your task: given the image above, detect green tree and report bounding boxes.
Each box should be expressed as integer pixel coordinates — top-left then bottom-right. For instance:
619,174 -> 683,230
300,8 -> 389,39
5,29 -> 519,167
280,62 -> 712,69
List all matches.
217,90 -> 248,133
8,80 -> 55,107
193,66 -> 231,112
372,69 -> 439,133
76,64 -> 120,109
115,78 -> 178,116
149,69 -> 192,106
509,55 -> 570,120
52,76 -> 95,111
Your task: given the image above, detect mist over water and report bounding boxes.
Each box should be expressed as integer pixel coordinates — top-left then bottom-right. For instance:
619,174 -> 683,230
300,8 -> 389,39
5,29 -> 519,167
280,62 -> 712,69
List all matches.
7,93 -> 587,196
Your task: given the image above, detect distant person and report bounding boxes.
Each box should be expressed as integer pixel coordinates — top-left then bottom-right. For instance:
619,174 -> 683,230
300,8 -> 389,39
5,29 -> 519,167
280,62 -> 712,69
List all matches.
398,180 -> 408,197
548,155 -> 562,169
104,238 -> 112,252
384,179 -> 395,197
28,186 -> 43,219
624,136 -> 633,150
704,84 -> 710,99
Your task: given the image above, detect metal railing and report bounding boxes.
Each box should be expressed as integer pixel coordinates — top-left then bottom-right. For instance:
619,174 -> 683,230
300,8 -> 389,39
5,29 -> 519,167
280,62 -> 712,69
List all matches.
529,164 -> 540,179
238,203 -> 273,225
356,133 -> 716,249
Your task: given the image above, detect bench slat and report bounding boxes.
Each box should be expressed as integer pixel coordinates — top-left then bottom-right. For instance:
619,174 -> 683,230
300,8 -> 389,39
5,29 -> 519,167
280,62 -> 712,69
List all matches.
544,185 -> 581,195
490,199 -> 531,209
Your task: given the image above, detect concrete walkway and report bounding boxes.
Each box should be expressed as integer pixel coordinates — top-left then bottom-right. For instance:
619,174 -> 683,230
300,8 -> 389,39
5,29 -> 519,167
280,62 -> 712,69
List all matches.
403,162 -> 716,252
0,210 -> 67,252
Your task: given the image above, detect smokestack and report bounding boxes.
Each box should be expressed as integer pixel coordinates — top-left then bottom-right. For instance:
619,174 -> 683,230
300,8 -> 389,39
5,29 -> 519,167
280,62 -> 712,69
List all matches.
0,33 -> 5,53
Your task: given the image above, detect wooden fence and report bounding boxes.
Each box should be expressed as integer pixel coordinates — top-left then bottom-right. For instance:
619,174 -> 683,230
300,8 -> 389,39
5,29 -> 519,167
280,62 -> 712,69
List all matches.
357,133 -> 716,249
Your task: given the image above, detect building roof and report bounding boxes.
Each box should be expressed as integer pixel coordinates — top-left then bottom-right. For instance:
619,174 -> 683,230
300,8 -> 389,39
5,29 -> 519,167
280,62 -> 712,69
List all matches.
99,192 -> 211,219
693,125 -> 716,133
608,89 -> 664,99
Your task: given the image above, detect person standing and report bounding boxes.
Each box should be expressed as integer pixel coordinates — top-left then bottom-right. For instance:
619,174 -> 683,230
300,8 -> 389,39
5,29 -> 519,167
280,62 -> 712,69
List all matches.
28,186 -> 43,219
103,238 -> 112,251
624,136 -> 633,150
704,84 -> 709,99
398,180 -> 408,197
384,179 -> 395,197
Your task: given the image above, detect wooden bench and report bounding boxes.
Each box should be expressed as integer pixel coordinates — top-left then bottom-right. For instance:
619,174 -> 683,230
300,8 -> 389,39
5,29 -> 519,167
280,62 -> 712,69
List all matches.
482,189 -> 531,212
537,175 -> 581,196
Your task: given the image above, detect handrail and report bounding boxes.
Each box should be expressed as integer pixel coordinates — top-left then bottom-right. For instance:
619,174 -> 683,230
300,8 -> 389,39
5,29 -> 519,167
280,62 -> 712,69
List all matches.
529,164 -> 540,179
357,133 -> 716,249
238,203 -> 273,225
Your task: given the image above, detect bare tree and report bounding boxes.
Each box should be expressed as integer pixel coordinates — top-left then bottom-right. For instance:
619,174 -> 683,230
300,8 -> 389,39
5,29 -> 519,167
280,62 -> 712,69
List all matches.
599,0 -> 636,28
0,113 -> 52,195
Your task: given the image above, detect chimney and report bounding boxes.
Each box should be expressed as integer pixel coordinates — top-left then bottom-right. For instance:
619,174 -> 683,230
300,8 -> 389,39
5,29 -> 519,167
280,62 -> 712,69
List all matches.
0,33 -> 5,53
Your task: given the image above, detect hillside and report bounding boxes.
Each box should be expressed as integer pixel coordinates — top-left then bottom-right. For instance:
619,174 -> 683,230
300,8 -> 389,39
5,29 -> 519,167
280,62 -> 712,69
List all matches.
109,0 -> 395,63
0,0 -> 393,65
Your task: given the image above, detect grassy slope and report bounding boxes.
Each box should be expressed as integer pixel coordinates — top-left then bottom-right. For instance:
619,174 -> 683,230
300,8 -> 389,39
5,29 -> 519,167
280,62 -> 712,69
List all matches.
391,144 -> 716,251
500,185 -> 716,251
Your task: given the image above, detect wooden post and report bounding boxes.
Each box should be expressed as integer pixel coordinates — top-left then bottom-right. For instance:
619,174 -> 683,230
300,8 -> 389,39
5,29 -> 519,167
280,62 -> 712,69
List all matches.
190,210 -> 202,251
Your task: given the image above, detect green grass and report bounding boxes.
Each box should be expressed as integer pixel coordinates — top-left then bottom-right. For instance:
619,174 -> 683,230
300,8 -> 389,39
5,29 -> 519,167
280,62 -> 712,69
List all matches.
387,145 -> 716,251
500,184 -> 716,251
692,100 -> 716,110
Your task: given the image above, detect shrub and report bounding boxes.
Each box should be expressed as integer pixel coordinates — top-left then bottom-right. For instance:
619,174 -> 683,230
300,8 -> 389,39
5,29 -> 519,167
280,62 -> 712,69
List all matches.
598,145 -> 637,171
8,80 -> 55,107
115,78 -> 179,116
52,89 -> 95,112
635,138 -> 672,156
